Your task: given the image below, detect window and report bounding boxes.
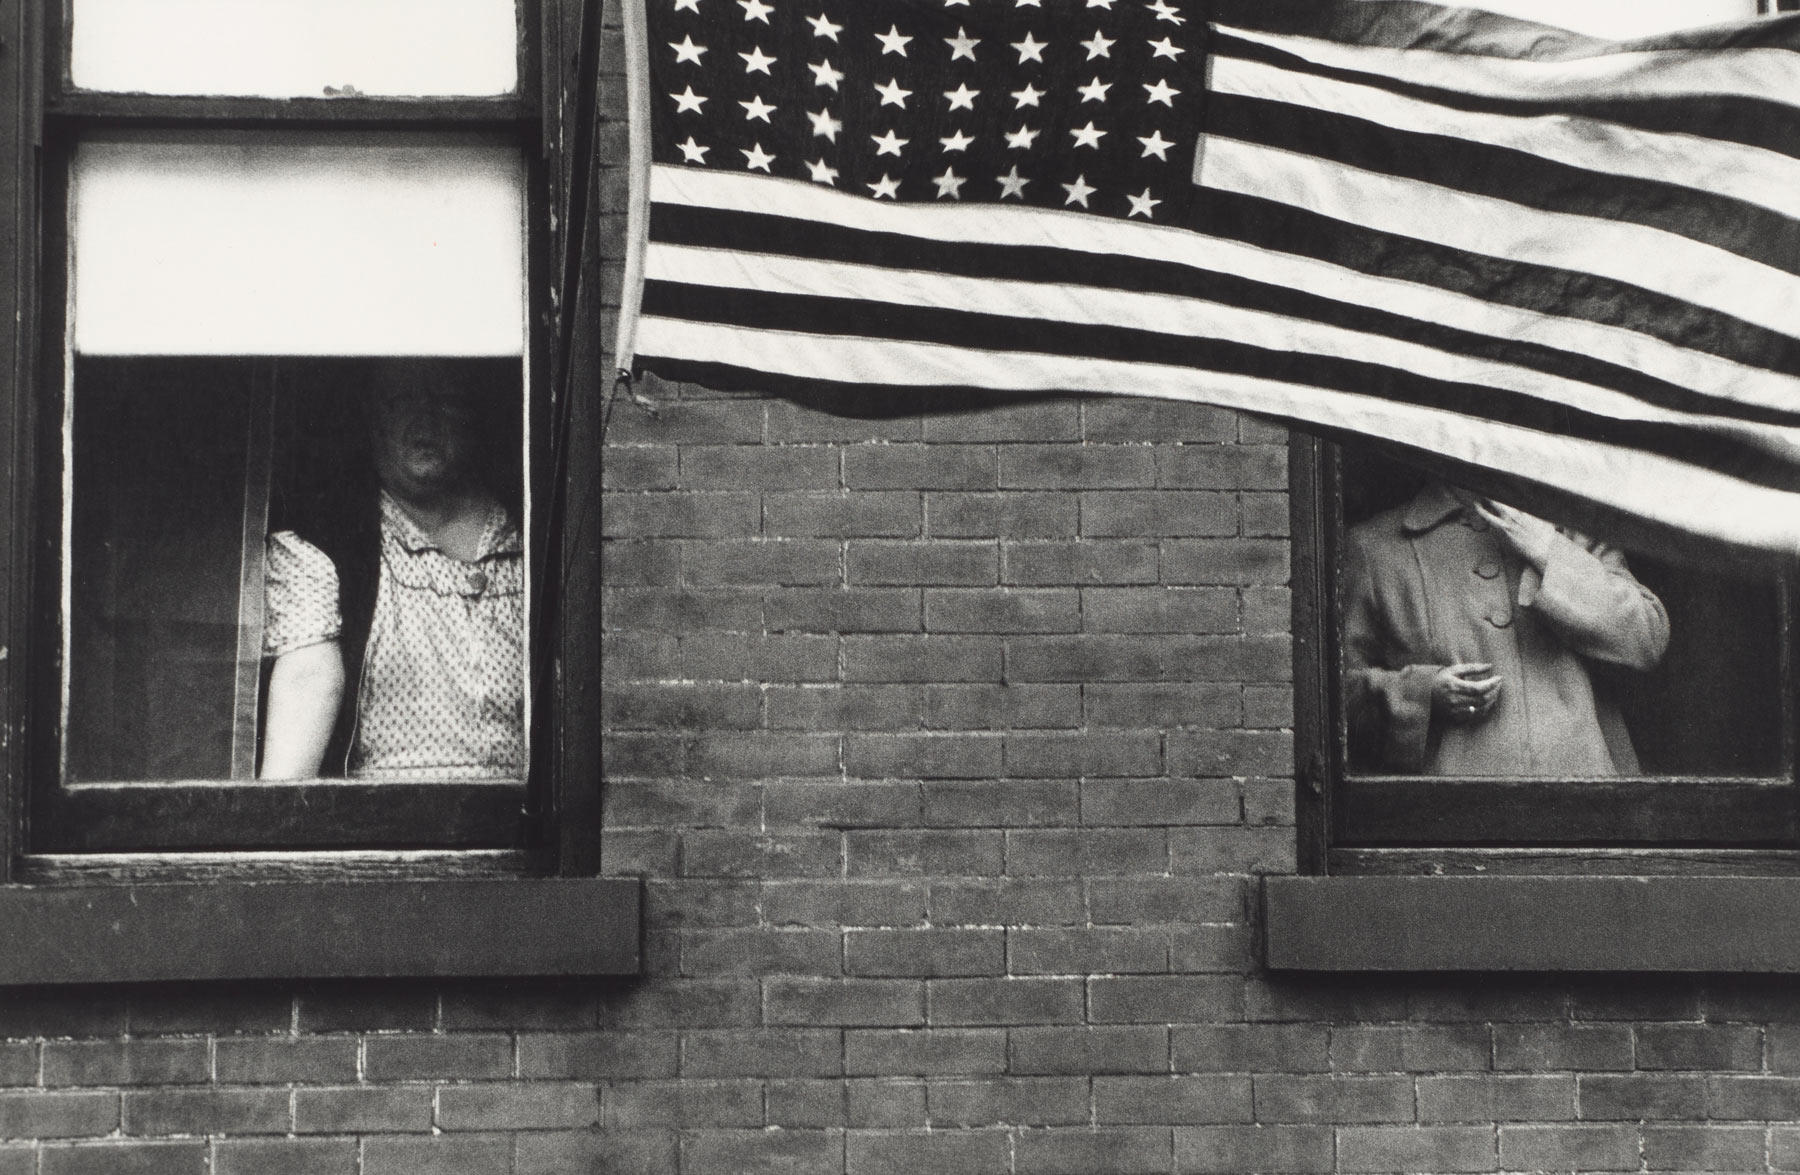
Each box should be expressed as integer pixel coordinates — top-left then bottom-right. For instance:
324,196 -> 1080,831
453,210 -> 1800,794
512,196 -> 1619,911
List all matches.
1293,436 -> 1798,874
0,0 -> 629,980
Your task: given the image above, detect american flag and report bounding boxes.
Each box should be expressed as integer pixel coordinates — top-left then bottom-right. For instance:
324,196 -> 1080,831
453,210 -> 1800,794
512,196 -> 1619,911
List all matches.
616,0 -> 1800,555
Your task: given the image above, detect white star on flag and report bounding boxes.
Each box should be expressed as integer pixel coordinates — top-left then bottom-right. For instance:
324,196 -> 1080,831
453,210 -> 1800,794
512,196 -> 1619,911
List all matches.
934,168 -> 967,198
739,95 -> 776,121
806,13 -> 841,39
1148,37 -> 1184,60
875,25 -> 913,55
1070,121 -> 1106,148
1147,0 -> 1186,24
1004,124 -> 1040,150
1081,31 -> 1115,59
669,36 -> 707,64
1138,129 -> 1173,159
1126,187 -> 1160,217
739,45 -> 776,73
672,0 -> 699,12
1143,78 -> 1178,106
868,173 -> 900,199
807,108 -> 842,141
809,59 -> 843,89
872,129 -> 910,156
738,0 -> 773,22
1011,33 -> 1047,63
939,129 -> 975,152
670,86 -> 707,113
997,166 -> 1029,198
1011,84 -> 1044,108
874,78 -> 913,108
741,142 -> 775,171
676,136 -> 709,163
807,158 -> 838,184
944,84 -> 979,111
1077,77 -> 1111,103
1061,174 -> 1096,207
945,28 -> 980,61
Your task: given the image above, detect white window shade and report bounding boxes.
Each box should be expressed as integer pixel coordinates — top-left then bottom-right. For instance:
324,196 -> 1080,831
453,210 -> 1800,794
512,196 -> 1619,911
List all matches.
71,136 -> 525,357
1467,0 -> 1756,37
70,0 -> 517,97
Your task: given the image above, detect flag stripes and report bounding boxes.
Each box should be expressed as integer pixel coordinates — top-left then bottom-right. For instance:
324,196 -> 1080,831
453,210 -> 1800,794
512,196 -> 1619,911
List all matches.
650,203 -> 1800,429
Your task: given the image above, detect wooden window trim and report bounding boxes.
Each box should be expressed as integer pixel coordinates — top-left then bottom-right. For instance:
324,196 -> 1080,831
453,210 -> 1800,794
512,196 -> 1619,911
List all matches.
1289,432 -> 1800,871
0,0 -> 626,981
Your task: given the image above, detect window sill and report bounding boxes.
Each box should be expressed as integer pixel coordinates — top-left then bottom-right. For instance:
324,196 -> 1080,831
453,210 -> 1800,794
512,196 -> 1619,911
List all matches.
1263,875 -> 1800,972
0,877 -> 640,984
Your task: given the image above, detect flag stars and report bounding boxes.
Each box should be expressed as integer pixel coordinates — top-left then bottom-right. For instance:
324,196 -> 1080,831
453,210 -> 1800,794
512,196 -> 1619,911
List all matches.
1070,121 -> 1106,148
806,12 -> 841,39
1087,0 -> 1116,7
945,27 -> 980,60
809,59 -> 844,89
1138,129 -> 1174,159
1081,30 -> 1115,59
1143,78 -> 1179,106
742,142 -> 776,171
1147,0 -> 1186,23
740,94 -> 776,121
944,83 -> 980,111
868,173 -> 901,198
874,77 -> 913,107
669,35 -> 707,64
940,128 -> 975,151
1004,124 -> 1040,150
872,129 -> 910,156
1149,37 -> 1185,59
676,136 -> 710,163
808,107 -> 843,141
739,44 -> 777,73
1127,187 -> 1161,218
670,85 -> 707,113
875,24 -> 913,55
1011,84 -> 1045,108
933,167 -> 967,198
997,166 -> 1030,199
1062,174 -> 1096,207
807,157 -> 839,185
739,0 -> 773,21
1012,33 -> 1047,63
673,0 -> 700,12
1077,77 -> 1111,103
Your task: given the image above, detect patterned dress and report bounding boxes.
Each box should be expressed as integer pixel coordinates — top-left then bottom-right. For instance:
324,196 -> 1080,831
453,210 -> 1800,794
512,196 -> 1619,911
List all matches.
263,491 -> 525,779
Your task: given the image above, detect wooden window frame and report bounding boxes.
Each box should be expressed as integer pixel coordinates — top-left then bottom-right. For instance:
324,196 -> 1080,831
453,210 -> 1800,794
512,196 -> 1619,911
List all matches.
1291,433 -> 1800,879
0,0 -> 631,981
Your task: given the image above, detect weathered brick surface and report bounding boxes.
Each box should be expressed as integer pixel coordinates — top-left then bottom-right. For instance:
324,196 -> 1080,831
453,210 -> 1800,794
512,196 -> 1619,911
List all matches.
1,55 -> 1789,1175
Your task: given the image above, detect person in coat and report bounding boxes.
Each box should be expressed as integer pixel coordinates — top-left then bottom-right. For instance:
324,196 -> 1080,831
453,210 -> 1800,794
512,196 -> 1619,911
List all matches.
1342,480 -> 1669,775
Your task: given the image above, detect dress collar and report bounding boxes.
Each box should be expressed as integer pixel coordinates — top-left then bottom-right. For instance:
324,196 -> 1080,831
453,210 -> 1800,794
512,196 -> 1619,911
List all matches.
379,489 -> 520,559
1400,482 -> 1469,535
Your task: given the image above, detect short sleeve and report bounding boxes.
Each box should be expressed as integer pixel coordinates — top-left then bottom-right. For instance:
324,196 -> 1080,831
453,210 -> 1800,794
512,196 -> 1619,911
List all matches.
263,530 -> 343,658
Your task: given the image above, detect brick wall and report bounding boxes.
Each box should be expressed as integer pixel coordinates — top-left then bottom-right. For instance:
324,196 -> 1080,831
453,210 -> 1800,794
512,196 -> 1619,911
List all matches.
590,5 -> 1800,1172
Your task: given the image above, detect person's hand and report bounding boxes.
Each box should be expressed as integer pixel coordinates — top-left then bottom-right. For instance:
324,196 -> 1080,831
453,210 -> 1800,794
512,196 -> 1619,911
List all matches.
1472,499 -> 1559,570
1431,663 -> 1502,725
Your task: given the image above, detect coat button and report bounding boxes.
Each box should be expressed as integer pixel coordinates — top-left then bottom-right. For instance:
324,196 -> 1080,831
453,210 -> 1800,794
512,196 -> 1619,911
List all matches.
466,569 -> 488,594
1487,610 -> 1513,629
1474,560 -> 1502,579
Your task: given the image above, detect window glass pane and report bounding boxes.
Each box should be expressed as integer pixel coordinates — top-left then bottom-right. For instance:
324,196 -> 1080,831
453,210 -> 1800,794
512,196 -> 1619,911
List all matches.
66,358 -> 528,784
1463,0 -> 1754,36
70,0 -> 517,97
71,134 -> 524,357
1336,448 -> 1786,778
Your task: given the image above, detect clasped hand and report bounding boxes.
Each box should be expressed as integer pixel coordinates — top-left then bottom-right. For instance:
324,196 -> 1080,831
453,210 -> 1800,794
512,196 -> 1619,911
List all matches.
1432,662 -> 1502,726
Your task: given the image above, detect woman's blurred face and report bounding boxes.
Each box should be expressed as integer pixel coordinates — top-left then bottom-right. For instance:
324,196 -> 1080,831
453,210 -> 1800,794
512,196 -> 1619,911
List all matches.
371,371 -> 479,501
